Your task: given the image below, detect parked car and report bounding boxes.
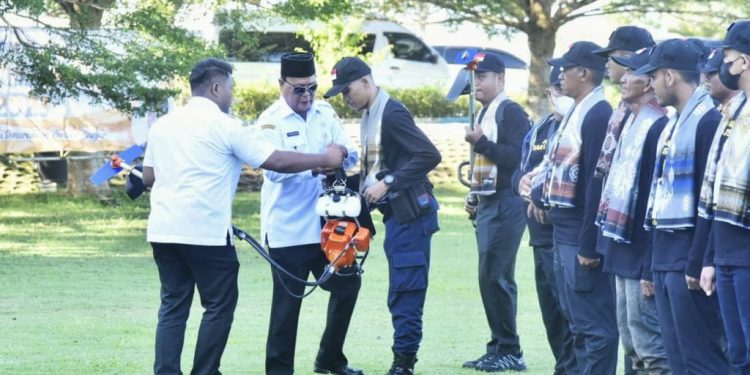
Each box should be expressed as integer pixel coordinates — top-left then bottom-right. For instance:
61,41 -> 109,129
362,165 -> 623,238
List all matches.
432,46 -> 527,70
220,20 -> 452,89
432,45 -> 529,95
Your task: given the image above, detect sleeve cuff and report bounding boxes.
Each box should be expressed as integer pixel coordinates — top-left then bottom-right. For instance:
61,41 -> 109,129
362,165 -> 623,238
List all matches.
685,260 -> 702,279
577,246 -> 598,259
641,270 -> 653,282
473,135 -> 490,153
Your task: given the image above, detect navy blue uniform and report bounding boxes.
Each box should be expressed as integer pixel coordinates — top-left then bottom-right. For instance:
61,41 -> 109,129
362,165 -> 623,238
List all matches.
600,117 -> 668,282
650,108 -> 729,374
512,114 -> 578,375
599,116 -> 671,374
377,98 -> 441,356
543,101 -> 620,375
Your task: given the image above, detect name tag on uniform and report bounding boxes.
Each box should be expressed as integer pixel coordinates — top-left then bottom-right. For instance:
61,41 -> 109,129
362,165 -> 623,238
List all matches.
286,131 -> 300,137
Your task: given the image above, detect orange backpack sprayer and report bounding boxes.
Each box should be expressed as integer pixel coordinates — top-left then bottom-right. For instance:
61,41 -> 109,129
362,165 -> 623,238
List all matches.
316,177 -> 372,271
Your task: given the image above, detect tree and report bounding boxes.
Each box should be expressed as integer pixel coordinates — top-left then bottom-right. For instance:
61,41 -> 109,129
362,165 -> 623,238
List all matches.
412,0 -> 738,118
218,0 -> 372,78
1,0 -> 217,197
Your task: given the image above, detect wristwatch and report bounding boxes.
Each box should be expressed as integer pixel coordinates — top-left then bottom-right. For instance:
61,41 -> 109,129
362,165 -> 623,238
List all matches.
383,174 -> 395,186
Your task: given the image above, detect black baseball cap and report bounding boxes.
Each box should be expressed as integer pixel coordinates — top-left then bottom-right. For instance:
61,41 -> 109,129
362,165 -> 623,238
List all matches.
548,41 -> 608,72
687,38 -> 712,65
593,26 -> 655,56
700,49 -> 724,74
611,47 -> 651,72
722,20 -> 750,55
323,57 -> 372,99
549,66 -> 562,86
634,39 -> 703,75
475,53 -> 506,74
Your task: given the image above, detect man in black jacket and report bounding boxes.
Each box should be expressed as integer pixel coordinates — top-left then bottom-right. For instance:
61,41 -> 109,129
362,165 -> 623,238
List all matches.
513,66 -> 578,375
636,38 -> 727,375
535,41 -> 618,375
324,57 -> 442,375
460,53 -> 531,372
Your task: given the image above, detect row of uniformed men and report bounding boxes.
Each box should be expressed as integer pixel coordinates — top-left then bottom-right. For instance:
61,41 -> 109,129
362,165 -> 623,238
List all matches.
507,20 -> 750,375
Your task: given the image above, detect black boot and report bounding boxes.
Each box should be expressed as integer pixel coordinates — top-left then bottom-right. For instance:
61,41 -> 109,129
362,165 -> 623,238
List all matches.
385,352 -> 417,375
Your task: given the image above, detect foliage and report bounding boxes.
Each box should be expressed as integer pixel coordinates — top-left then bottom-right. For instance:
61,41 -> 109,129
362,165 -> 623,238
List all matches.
233,83 -> 470,120
214,5 -> 281,62
626,1 -> 750,39
217,1 -> 374,76
297,15 -> 370,74
0,0 -> 218,115
386,0 -> 739,117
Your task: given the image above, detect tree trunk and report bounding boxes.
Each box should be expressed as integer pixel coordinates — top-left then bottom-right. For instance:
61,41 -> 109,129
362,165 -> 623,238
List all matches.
526,26 -> 557,120
62,1 -> 112,200
66,153 -> 111,198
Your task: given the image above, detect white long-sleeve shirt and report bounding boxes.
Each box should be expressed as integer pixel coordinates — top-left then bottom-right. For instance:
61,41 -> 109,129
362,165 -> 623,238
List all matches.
258,97 -> 358,248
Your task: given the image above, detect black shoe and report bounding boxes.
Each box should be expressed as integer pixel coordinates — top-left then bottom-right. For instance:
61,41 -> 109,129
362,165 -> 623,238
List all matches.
476,353 -> 527,372
462,353 -> 494,369
385,365 -> 413,375
314,363 -> 364,375
385,352 -> 417,375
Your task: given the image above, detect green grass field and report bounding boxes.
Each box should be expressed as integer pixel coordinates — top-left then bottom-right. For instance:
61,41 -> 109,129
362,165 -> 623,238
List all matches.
0,185 -> 563,374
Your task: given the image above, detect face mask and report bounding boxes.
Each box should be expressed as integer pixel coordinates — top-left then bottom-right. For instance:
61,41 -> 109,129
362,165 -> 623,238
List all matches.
551,95 -> 574,116
719,60 -> 742,91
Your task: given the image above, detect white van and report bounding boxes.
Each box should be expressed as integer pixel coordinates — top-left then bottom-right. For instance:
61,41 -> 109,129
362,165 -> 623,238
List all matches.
219,20 -> 452,89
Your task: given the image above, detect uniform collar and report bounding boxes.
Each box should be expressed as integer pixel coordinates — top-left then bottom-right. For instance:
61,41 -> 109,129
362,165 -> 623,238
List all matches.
188,96 -> 223,113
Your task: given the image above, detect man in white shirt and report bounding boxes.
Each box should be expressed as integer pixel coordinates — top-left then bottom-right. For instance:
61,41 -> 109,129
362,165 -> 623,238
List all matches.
258,53 -> 362,375
142,57 -> 346,375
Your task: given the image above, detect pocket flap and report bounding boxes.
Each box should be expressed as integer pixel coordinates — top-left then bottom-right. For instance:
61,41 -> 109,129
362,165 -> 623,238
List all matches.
392,251 -> 426,268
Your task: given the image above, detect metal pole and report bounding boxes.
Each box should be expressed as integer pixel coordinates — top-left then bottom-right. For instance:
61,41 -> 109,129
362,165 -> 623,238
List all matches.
468,69 -> 476,183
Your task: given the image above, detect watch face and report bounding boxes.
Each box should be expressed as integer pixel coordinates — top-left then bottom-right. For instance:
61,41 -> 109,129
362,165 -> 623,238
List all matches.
385,175 -> 394,184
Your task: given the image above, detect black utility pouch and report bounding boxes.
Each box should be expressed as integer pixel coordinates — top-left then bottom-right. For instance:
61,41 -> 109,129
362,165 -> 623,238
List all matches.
388,184 -> 433,225
387,189 -> 419,224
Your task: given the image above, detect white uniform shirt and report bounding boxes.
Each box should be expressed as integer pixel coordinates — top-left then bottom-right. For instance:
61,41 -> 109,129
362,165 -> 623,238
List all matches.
258,98 -> 358,248
143,97 -> 274,246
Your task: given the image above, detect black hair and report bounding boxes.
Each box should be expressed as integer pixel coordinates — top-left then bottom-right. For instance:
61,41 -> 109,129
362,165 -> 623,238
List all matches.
189,58 -> 233,92
676,69 -> 700,85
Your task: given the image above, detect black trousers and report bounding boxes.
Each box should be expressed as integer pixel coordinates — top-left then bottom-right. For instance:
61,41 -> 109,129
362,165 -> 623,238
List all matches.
533,246 -> 578,375
266,243 -> 361,375
475,191 -> 526,355
151,241 -> 240,375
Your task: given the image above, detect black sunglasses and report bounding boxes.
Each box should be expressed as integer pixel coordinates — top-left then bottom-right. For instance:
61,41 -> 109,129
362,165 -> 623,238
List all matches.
284,79 -> 318,95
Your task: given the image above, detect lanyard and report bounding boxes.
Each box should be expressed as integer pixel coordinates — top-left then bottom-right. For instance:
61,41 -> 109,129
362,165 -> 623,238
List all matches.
714,97 -> 748,166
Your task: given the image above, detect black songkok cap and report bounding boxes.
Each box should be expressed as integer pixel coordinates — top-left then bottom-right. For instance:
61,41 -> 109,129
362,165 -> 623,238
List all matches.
281,53 -> 316,78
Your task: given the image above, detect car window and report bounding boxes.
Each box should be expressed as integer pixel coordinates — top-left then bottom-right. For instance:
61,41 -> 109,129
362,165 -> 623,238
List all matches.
384,32 -> 433,62
361,34 -> 376,55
